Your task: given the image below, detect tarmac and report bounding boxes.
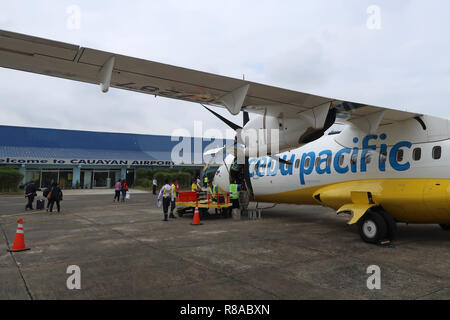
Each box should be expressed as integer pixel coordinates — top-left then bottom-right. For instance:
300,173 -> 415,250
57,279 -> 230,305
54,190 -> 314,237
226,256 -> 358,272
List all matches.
0,189 -> 449,300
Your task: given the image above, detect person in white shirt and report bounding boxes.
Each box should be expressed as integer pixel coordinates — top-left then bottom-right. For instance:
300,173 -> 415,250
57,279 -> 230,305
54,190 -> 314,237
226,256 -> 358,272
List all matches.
152,178 -> 157,195
158,179 -> 174,221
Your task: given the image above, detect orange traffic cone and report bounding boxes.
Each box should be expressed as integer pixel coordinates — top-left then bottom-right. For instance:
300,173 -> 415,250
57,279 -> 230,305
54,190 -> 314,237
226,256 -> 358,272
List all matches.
7,218 -> 30,252
191,205 -> 203,226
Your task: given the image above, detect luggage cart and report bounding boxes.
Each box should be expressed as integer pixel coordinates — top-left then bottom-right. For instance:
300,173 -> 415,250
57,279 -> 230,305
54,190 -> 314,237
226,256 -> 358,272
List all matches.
176,191 -> 232,218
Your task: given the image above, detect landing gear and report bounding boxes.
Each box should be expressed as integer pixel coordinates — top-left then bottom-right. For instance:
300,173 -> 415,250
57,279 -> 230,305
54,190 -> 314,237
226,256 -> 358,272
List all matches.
439,224 -> 450,231
377,209 -> 397,241
358,211 -> 388,244
358,208 -> 397,244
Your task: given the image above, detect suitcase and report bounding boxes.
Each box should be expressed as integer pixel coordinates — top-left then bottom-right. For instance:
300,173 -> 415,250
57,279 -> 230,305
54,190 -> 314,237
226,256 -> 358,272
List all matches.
36,199 -> 45,210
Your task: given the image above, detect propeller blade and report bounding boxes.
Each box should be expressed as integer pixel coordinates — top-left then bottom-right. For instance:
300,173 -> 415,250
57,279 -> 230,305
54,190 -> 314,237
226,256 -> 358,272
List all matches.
202,143 -> 243,171
204,146 -> 225,157
243,156 -> 254,197
202,104 -> 242,131
203,145 -> 228,172
270,155 -> 292,166
243,111 -> 250,126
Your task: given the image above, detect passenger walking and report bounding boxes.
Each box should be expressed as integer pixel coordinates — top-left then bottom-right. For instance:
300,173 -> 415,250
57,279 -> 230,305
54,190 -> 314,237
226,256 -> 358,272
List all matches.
169,180 -> 180,219
152,178 -> 157,195
24,180 -> 38,210
158,179 -> 174,221
114,179 -> 121,202
121,180 -> 128,202
47,182 -> 63,213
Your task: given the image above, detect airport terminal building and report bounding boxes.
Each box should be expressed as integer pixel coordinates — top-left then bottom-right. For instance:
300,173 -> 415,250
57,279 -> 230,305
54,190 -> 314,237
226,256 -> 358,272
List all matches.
0,125 -> 218,189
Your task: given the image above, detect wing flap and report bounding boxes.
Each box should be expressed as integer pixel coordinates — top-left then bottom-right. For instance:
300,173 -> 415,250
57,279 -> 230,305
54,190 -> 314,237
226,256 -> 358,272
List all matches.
0,30 -> 78,61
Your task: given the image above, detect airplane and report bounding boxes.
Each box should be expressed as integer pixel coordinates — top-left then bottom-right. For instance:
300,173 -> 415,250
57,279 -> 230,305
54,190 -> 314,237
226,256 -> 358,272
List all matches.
0,29 -> 449,244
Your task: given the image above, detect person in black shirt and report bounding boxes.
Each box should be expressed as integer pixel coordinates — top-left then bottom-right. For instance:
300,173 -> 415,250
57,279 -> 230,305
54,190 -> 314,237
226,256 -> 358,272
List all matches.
25,180 -> 39,210
48,182 -> 63,213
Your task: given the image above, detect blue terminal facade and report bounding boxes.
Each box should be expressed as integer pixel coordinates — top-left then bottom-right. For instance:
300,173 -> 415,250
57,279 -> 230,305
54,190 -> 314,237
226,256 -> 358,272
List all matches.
0,125 -> 223,189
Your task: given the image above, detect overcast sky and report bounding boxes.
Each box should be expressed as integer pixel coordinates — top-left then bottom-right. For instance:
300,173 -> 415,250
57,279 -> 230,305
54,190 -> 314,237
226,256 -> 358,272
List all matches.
1,0 -> 450,137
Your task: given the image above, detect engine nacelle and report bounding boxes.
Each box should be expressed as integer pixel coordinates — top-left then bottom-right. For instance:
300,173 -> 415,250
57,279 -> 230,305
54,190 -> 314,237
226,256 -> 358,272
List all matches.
238,103 -> 336,156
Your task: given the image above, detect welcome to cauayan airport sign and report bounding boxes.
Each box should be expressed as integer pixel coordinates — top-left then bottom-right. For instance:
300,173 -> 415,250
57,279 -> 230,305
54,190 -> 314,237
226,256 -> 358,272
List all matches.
0,158 -> 175,166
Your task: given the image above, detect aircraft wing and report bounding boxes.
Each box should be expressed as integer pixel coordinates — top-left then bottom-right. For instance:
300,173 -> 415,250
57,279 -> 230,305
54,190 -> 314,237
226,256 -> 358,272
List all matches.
0,29 -> 420,125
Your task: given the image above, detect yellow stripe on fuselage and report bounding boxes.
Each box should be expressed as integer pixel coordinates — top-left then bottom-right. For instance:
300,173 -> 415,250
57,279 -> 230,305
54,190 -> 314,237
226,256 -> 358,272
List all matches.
254,178 -> 450,224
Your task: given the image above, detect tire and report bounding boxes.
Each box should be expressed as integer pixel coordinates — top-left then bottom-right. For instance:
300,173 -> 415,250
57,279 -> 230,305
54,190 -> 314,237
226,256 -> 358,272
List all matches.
358,211 -> 388,244
439,224 -> 450,231
377,209 -> 397,241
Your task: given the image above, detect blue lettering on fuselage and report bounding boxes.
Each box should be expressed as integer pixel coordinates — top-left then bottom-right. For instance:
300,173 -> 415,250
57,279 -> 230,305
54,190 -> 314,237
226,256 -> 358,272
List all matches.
299,152 -> 315,185
249,134 -> 413,185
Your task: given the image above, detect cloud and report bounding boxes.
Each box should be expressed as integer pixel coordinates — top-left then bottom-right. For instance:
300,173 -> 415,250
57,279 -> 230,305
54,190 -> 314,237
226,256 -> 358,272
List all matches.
1,0 -> 450,139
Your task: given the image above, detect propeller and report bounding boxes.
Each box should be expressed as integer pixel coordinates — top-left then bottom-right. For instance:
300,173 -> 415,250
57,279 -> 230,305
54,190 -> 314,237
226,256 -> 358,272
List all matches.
201,104 -> 255,196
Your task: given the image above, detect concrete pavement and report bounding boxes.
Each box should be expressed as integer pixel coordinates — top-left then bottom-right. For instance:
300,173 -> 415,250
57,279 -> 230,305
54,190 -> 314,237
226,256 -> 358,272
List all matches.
0,191 -> 449,299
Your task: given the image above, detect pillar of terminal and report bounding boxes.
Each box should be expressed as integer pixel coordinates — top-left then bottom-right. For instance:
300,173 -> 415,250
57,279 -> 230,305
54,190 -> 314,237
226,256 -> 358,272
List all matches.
72,166 -> 81,188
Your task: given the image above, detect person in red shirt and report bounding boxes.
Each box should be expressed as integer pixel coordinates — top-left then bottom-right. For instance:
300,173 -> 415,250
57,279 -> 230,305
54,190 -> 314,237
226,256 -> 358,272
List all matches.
121,180 -> 128,202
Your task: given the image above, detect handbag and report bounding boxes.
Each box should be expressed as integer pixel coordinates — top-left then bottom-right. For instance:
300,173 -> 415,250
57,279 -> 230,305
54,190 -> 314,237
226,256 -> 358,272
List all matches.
47,192 -> 52,200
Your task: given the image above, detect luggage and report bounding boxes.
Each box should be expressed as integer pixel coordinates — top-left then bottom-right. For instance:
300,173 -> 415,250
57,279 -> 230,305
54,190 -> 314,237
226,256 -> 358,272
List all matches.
36,199 -> 45,210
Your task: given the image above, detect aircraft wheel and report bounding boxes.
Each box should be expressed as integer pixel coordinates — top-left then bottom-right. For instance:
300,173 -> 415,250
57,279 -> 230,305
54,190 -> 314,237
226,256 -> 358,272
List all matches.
439,224 -> 450,231
358,211 -> 388,244
377,209 -> 397,240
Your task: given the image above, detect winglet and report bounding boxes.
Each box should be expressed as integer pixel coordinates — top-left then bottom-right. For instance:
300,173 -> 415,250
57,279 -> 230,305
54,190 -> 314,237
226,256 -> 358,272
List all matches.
98,56 -> 115,93
220,84 -> 250,115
